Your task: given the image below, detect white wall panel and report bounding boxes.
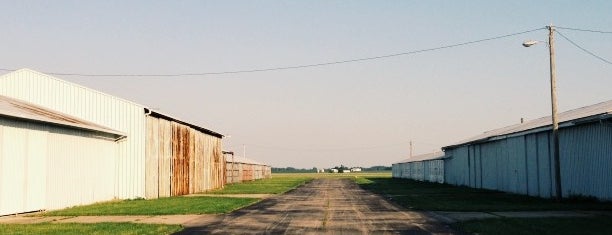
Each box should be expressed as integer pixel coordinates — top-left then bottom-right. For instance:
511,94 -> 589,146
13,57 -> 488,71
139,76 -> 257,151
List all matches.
0,69 -> 145,199
46,128 -> 117,210
0,119 -> 47,215
0,116 -> 118,215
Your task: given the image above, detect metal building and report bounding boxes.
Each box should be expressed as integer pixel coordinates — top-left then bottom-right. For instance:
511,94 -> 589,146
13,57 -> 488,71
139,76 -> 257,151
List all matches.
392,152 -> 445,183
145,111 -> 224,198
224,153 -> 272,184
0,69 -> 225,201
0,95 -> 124,215
443,100 -> 612,200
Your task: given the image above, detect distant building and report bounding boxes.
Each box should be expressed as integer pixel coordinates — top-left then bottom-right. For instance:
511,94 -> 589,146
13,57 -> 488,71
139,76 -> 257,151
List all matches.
392,152 -> 445,183
224,153 -> 271,184
342,169 -> 351,173
330,169 -> 339,173
350,167 -> 362,172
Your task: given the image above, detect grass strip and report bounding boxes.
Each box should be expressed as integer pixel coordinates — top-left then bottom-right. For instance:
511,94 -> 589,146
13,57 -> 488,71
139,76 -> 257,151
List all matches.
0,222 -> 181,235
356,177 -> 612,211
43,197 -> 259,216
209,176 -> 313,194
453,216 -> 612,235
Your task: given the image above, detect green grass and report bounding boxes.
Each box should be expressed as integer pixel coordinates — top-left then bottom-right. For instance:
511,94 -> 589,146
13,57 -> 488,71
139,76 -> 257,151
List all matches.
209,175 -> 313,194
0,223 -> 181,235
43,196 -> 259,216
356,177 -> 612,211
453,215 -> 612,235
210,172 -> 390,195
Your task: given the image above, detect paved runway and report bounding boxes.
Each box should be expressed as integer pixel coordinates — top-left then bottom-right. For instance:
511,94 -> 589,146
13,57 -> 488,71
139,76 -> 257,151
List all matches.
177,178 -> 457,234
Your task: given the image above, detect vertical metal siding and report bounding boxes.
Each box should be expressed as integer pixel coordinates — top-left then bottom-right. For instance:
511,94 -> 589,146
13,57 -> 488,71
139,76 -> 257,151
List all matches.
403,163 -> 410,179
393,160 -> 444,183
46,128 -> 117,210
145,117 -> 160,198
445,121 -> 612,200
0,69 -> 146,199
525,134 -> 540,197
225,162 -> 270,183
171,122 -> 191,196
474,145 -> 482,188
0,117 -> 117,215
560,122 -> 612,200
0,119 -> 46,215
145,116 -> 223,197
392,164 -> 399,178
444,146 -> 469,186
159,119 -> 173,197
536,132 -> 553,197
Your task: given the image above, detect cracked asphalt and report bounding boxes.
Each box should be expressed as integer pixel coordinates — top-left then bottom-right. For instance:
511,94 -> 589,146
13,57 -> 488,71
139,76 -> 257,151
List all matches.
177,178 -> 457,234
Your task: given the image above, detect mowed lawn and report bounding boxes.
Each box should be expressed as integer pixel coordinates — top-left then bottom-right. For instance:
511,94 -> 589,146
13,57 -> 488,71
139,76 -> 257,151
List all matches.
6,175 -> 316,234
355,177 -> 612,235
44,175 -> 315,216
0,223 -> 181,235
208,175 -> 313,194
355,177 -> 612,211
43,196 -> 259,216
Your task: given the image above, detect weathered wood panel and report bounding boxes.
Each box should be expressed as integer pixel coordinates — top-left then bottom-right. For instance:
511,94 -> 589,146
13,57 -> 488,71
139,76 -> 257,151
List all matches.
145,117 -> 160,198
224,159 -> 271,184
172,123 -> 191,196
158,119 -> 172,197
146,116 -> 224,197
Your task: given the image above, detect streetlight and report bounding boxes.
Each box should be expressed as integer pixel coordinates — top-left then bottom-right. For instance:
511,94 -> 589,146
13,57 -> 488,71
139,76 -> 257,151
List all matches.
523,25 -> 562,201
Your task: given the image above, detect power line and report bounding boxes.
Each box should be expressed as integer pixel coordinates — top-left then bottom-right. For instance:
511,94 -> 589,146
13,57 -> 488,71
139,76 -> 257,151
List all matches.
0,27 -> 545,78
225,139 -> 442,153
555,26 -> 612,34
556,30 -> 612,65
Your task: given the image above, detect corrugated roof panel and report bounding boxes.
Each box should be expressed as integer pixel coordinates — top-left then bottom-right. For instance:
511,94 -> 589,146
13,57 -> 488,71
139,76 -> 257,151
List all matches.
0,95 -> 124,137
394,151 -> 445,164
444,99 -> 612,149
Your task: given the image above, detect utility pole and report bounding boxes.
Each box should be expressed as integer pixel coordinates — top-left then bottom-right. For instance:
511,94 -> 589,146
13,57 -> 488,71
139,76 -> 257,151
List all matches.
409,140 -> 413,158
548,24 -> 562,201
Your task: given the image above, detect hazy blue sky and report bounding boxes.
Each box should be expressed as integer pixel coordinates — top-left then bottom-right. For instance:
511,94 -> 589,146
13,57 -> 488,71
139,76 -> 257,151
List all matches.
1,1 -> 611,168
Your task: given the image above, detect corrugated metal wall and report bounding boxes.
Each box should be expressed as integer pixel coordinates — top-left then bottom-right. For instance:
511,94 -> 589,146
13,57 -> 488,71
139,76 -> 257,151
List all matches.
0,69 -> 146,199
560,122 -> 612,200
224,161 -> 272,184
391,160 -> 444,184
46,128 -> 118,210
444,146 -> 469,186
145,116 -> 224,198
392,164 -> 400,178
0,118 -> 46,215
145,118 -> 172,198
0,117 -> 118,216
426,160 -> 445,183
444,121 -> 612,200
225,158 -> 240,184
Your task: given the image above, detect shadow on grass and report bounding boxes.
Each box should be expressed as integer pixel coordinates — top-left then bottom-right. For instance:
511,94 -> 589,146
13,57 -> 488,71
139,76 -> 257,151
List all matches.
356,177 -> 612,212
452,216 -> 612,235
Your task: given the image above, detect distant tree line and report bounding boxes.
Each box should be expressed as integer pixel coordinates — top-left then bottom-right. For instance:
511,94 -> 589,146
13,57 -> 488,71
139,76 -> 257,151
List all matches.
271,167 -> 317,173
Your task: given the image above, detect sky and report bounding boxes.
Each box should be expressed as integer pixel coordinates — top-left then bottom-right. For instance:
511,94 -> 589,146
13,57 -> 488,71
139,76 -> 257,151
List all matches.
1,1 -> 611,169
